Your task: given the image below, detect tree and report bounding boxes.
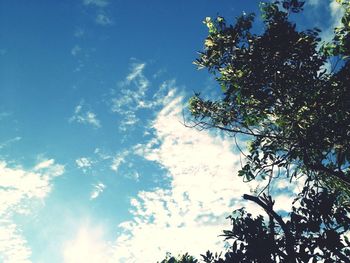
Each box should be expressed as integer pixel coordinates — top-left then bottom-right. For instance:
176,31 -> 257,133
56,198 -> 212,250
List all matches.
160,0 -> 350,262
190,0 -> 350,189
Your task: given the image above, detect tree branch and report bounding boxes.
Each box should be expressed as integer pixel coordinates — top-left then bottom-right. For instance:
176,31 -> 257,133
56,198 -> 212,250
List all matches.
307,161 -> 350,187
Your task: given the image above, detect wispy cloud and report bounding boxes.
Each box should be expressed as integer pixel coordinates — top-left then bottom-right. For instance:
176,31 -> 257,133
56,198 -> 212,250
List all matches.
0,136 -> 21,150
34,158 -> 55,171
74,28 -> 85,38
76,157 -> 93,174
70,101 -> 101,128
94,148 -> 112,160
90,182 -> 106,200
110,62 -> 177,132
71,45 -> 82,56
109,150 -> 140,181
95,13 -> 113,26
0,159 -> 64,262
110,150 -> 129,173
76,157 -> 93,168
111,62 -> 149,131
70,45 -> 92,72
82,0 -> 113,26
114,62 -> 149,104
125,63 -> 146,84
83,0 -> 109,7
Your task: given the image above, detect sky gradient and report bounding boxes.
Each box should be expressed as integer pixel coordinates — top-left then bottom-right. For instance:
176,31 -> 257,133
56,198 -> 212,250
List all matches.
0,1 -> 343,262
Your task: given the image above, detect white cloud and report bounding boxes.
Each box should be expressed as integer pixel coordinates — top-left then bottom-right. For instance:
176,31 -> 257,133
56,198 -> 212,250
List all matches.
110,150 -> 140,181
90,183 -> 106,200
111,62 -> 150,131
111,94 -> 261,262
83,0 -> 109,7
76,157 -> 93,169
0,221 -> 31,263
125,63 -> 146,84
34,159 -> 55,171
0,159 -> 64,262
94,148 -> 112,160
110,150 -> 129,173
95,13 -> 113,26
111,63 -> 178,132
76,157 -> 93,173
70,101 -> 101,128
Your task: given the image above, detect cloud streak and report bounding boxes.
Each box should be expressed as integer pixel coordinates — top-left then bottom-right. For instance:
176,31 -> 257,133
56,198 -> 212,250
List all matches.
70,101 -> 101,128
0,136 -> 21,150
111,62 -> 150,131
110,62 -> 178,133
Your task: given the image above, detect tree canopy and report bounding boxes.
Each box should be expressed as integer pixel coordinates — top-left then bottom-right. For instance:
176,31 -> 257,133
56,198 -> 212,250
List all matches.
159,0 -> 350,262
190,0 -> 350,189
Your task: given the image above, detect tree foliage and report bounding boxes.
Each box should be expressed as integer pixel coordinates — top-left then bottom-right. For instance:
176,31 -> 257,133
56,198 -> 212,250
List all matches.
160,0 -> 350,262
201,184 -> 350,262
190,0 -> 350,188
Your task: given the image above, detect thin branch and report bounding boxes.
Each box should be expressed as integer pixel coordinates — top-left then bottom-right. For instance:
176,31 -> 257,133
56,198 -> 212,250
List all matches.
307,161 -> 350,187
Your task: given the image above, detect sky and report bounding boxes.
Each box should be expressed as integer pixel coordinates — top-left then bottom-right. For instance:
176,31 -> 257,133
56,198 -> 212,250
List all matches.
0,1 -> 343,262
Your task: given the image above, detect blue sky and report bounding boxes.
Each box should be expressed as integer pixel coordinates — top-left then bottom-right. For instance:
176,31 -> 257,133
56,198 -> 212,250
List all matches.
0,1 -> 343,262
